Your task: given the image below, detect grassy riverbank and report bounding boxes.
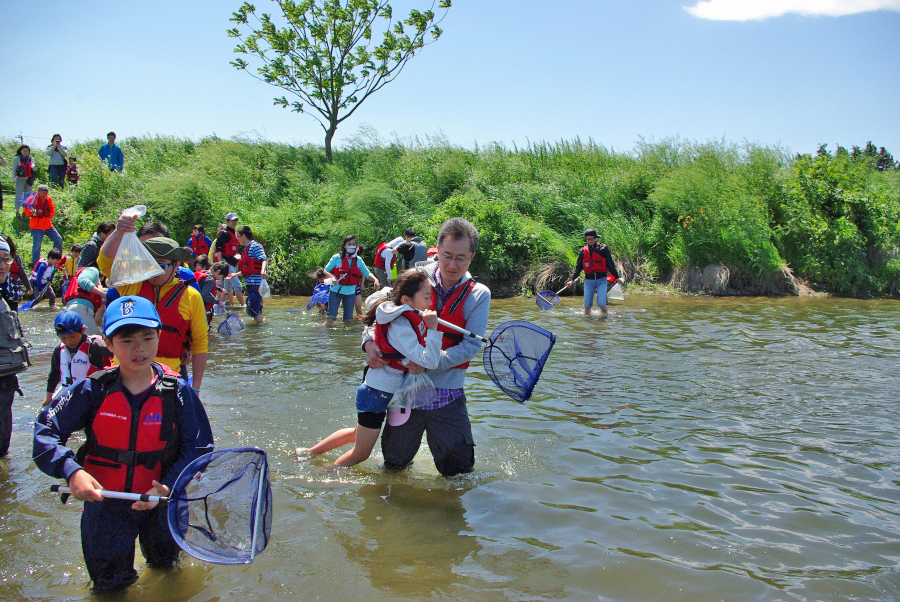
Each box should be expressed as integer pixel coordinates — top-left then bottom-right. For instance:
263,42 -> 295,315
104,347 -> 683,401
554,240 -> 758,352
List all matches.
2,134 -> 898,297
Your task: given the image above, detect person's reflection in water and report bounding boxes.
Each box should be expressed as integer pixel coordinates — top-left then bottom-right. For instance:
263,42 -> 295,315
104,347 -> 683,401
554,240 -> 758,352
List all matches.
332,483 -> 479,597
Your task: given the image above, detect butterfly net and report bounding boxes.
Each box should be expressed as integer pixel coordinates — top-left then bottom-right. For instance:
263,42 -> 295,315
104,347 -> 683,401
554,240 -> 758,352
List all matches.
482,320 -> 556,403
167,448 -> 272,565
217,313 -> 245,335
535,290 -> 561,310
305,288 -> 329,310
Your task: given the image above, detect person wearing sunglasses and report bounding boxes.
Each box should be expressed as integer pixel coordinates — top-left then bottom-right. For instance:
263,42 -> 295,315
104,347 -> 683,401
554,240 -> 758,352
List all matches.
97,215 -> 208,390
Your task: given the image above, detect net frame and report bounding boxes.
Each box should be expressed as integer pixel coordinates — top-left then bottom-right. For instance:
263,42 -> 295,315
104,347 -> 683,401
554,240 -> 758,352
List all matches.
305,288 -> 329,310
482,320 -> 556,403
217,313 -> 245,335
167,447 -> 272,565
535,290 -> 561,310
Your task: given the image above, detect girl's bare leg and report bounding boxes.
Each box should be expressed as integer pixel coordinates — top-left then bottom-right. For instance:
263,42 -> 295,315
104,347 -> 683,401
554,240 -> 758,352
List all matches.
299,427 -> 356,455
333,424 -> 381,467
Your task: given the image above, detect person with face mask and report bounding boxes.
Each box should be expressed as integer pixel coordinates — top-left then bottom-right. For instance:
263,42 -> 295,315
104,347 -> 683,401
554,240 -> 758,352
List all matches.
323,235 -> 379,327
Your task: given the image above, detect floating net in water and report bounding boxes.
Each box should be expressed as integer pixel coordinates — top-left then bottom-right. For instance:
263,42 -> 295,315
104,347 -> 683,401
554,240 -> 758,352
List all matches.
482,320 -> 556,403
217,313 -> 245,335
168,448 -> 272,565
305,288 -> 329,310
535,290 -> 561,311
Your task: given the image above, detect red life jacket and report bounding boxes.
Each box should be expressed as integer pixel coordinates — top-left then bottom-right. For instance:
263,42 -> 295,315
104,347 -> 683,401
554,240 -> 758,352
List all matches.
373,242 -> 396,271
80,366 -> 180,493
332,255 -> 362,287
189,234 -> 210,256
137,280 -> 191,359
222,229 -> 239,257
239,242 -> 263,276
16,156 -> 33,178
430,278 -> 475,369
32,194 -> 52,218
66,164 -> 79,181
374,310 -> 426,372
582,244 -> 608,275
58,336 -> 108,386
63,267 -> 103,312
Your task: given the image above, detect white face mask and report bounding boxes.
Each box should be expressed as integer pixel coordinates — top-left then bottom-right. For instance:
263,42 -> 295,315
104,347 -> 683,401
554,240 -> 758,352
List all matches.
346,245 -> 357,254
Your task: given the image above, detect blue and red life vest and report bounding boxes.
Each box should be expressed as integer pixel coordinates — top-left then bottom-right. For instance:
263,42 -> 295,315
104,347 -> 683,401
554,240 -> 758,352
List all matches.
79,366 -> 180,493
189,234 -> 210,257
239,243 -> 263,276
374,310 -> 427,372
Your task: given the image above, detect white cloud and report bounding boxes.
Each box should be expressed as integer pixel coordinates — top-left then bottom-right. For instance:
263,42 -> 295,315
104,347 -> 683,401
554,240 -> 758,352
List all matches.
685,0 -> 900,20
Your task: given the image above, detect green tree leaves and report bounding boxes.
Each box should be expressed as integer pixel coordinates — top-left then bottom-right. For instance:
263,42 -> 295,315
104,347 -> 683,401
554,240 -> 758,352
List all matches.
228,0 -> 450,161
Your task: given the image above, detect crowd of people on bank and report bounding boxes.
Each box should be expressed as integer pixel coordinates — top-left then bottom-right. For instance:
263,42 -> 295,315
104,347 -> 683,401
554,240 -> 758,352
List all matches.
1,133 -> 626,594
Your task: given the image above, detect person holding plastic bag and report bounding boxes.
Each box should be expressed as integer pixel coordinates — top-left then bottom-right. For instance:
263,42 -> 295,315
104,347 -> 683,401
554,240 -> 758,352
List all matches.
96,210 -> 208,390
225,226 -> 267,325
297,270 -> 447,467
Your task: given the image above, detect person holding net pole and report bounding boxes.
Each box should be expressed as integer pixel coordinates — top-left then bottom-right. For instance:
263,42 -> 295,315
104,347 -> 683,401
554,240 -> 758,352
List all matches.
363,217 -> 491,477
33,296 -> 214,593
566,228 -> 624,318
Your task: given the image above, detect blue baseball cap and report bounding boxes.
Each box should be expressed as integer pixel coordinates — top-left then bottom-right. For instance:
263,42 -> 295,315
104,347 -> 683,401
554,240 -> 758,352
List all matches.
103,296 -> 161,336
54,311 -> 84,335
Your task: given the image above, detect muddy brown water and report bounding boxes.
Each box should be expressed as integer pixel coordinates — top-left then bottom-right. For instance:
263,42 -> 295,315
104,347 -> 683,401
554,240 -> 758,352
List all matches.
1,295 -> 899,601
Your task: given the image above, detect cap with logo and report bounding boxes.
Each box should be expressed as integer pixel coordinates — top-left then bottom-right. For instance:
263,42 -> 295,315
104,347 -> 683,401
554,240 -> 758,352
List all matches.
103,296 -> 162,336
225,212 -> 238,221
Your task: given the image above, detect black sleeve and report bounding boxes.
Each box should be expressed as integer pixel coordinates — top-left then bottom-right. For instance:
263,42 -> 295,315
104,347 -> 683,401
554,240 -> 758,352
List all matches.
89,339 -> 114,368
46,347 -> 61,393
603,246 -> 619,280
214,231 -> 228,253
570,248 -> 585,280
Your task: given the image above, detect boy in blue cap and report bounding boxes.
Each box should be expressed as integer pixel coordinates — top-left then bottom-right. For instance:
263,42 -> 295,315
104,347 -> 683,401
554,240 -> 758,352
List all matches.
43,311 -> 113,406
33,296 -> 214,593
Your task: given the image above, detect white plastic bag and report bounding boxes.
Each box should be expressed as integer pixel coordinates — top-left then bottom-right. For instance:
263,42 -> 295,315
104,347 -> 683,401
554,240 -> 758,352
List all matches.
259,280 -> 271,297
608,283 -> 624,301
389,372 -> 437,410
109,205 -> 164,287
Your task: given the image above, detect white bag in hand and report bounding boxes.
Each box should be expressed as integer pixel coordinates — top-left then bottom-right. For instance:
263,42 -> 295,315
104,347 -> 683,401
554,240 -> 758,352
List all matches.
259,280 -> 271,297
109,205 -> 165,287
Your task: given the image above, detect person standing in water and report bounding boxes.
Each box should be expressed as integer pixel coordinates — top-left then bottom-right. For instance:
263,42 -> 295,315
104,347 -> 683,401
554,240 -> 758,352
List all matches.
323,234 -> 379,327
566,228 -> 624,318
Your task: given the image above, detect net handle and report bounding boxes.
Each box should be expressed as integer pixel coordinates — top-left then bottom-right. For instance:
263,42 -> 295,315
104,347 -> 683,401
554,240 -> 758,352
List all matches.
50,484 -> 169,504
414,309 -> 489,344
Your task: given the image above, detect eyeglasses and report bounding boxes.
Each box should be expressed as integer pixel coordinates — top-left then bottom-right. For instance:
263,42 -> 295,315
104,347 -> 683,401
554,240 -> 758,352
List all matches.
0,256 -> 13,264
157,262 -> 173,270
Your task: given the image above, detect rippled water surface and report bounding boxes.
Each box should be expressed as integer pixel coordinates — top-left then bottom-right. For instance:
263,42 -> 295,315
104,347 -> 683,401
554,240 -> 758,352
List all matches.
2,295 -> 899,601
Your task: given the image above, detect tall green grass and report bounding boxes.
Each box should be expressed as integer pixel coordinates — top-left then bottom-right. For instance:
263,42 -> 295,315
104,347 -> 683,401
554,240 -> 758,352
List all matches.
2,134 -> 897,297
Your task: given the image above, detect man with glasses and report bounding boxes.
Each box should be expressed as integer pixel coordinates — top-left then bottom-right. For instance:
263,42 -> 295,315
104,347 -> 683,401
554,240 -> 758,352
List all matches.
566,228 -> 624,318
362,217 -> 491,477
0,238 -> 31,456
97,213 -> 208,389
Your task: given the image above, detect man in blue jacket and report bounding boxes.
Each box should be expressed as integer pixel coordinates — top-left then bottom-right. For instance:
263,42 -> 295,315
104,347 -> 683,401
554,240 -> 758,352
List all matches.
98,132 -> 124,172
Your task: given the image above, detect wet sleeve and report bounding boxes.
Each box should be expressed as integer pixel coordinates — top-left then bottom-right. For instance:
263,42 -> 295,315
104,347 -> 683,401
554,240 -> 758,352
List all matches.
160,384 -> 214,488
32,381 -> 98,481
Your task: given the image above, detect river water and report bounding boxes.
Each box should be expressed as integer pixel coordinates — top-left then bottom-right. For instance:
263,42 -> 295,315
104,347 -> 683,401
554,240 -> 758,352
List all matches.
1,294 -> 899,601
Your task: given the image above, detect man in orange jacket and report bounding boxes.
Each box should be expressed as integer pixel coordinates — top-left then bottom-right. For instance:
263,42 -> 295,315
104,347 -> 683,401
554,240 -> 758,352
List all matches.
25,184 -> 63,267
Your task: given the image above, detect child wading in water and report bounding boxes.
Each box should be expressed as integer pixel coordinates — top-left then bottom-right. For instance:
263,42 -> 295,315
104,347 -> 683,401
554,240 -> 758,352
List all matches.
298,270 -> 445,466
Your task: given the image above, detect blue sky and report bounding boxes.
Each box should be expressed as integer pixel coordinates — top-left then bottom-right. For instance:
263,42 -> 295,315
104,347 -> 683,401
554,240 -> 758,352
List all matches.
2,0 -> 899,156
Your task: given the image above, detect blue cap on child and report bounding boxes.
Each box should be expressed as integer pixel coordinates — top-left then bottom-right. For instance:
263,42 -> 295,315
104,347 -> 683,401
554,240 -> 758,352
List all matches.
54,311 -> 84,335
103,296 -> 162,336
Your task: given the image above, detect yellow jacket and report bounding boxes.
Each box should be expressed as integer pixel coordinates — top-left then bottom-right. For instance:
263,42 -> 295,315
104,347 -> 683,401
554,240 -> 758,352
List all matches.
98,252 -> 208,372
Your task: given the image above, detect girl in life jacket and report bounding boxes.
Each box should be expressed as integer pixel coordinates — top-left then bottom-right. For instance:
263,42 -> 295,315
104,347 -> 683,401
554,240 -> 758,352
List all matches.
299,270 -> 447,467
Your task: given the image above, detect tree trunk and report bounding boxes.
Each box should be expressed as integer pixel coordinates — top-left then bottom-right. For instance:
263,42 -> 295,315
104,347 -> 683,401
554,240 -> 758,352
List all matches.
324,123 -> 337,163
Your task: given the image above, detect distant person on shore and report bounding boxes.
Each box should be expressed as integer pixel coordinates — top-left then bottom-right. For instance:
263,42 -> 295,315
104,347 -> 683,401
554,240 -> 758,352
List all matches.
566,228 -> 624,318
78,222 -> 116,269
98,131 -> 124,172
12,145 -> 36,218
66,156 -> 80,186
226,226 -> 267,324
45,135 -> 68,187
214,213 -> 245,307
323,234 -> 379,327
186,224 -> 211,257
25,184 -> 64,267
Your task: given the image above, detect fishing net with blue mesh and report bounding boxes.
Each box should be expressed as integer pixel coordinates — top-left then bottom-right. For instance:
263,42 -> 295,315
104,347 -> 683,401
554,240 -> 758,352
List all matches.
482,320 -> 556,403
